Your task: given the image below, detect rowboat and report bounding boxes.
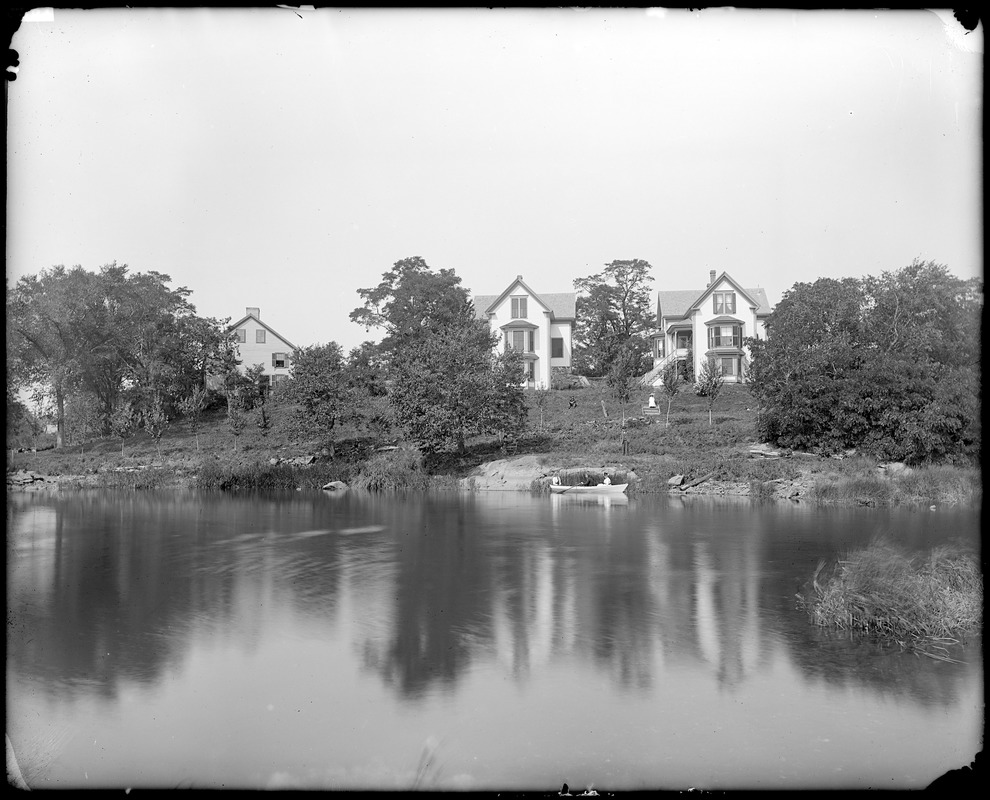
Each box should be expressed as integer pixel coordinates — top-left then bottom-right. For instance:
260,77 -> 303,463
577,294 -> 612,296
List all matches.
550,483 -> 628,495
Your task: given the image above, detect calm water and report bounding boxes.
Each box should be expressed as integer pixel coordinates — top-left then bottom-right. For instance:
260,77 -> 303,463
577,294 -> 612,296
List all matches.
6,489 -> 982,790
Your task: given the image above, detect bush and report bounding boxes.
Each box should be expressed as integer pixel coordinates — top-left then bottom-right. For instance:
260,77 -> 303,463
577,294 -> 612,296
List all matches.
351,445 -> 430,492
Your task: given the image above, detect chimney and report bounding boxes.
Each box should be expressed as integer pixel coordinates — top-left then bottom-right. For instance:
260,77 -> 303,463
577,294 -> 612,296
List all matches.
708,270 -> 716,287
246,307 -> 260,319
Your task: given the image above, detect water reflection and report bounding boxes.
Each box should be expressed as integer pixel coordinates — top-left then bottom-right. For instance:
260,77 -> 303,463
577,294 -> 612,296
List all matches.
6,490 -> 982,788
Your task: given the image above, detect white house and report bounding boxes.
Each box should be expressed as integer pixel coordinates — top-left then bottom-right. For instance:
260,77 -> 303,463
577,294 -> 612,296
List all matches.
226,307 -> 296,389
646,271 -> 772,385
473,275 -> 576,389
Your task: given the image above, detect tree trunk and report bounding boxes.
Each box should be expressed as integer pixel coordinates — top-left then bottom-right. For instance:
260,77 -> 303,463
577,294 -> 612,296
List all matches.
55,386 -> 66,449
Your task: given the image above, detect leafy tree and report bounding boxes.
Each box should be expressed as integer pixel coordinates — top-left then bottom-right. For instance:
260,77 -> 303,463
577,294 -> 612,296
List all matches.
390,322 -> 526,455
143,392 -> 170,461
7,266 -> 110,447
695,359 -> 724,426
532,386 -> 552,431
573,259 -> 656,377
287,343 -> 350,456
7,264 -> 230,446
605,342 -> 640,405
110,400 -> 140,456
749,262 -> 981,462
350,256 -> 472,353
178,385 -> 209,451
659,362 -> 680,428
352,257 -> 527,455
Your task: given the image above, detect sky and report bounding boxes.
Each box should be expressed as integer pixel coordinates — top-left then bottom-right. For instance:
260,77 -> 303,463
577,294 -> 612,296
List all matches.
6,7 -> 983,353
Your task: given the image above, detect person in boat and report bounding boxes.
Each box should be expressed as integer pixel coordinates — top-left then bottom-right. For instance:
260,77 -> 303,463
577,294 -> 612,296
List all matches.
551,475 -> 561,486
602,472 -> 611,485
647,392 -> 657,409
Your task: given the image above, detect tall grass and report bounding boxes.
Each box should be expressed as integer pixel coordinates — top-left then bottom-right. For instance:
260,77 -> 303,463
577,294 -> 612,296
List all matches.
195,459 -> 355,491
350,445 -> 462,492
809,463 -> 982,507
800,540 -> 982,654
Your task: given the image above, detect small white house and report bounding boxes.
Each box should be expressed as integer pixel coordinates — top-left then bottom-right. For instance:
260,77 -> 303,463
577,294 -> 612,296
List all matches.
473,275 -> 576,389
646,271 -> 772,385
226,307 -> 296,389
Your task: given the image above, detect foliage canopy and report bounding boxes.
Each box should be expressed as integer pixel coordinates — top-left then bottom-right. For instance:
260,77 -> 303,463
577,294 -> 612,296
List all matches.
573,259 -> 656,378
748,261 -> 981,463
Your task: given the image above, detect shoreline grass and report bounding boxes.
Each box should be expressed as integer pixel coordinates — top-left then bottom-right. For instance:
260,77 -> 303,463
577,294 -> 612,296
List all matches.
798,540 -> 982,658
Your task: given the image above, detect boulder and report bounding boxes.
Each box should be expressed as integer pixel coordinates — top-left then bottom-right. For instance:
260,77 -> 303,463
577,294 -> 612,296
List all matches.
667,474 -> 685,487
322,480 -> 348,491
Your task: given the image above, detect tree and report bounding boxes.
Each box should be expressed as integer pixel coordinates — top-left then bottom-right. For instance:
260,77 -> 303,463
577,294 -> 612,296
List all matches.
7,266 -> 110,447
605,342 -> 640,406
350,256 -> 472,354
7,264 -> 230,446
143,392 -> 170,461
532,386 -> 552,431
695,359 -> 724,426
748,262 -> 981,462
573,259 -> 656,377
110,400 -> 140,456
178,385 -> 209,451
287,343 -> 350,456
659,362 -> 680,429
390,322 -> 526,455
352,257 -> 528,455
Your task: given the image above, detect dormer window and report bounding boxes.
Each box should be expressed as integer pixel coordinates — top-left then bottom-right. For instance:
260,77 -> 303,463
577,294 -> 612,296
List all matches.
511,297 -> 528,319
713,292 -> 736,314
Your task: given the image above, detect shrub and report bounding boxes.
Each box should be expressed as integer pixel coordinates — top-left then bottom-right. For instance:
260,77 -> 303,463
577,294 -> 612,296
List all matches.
352,445 -> 430,492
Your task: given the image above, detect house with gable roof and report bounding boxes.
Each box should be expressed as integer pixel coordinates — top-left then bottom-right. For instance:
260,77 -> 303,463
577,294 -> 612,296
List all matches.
644,270 -> 772,386
473,275 -> 576,389
226,307 -> 296,390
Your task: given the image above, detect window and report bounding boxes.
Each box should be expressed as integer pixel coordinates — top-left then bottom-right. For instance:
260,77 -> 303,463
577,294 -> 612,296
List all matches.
525,362 -> 535,382
507,329 -> 535,353
270,374 -> 285,387
272,352 -> 289,369
551,337 -> 564,358
511,297 -> 528,319
675,330 -> 692,350
235,328 -> 246,343
256,329 -> 266,344
720,357 -> 735,376
708,325 -> 742,348
713,292 -> 736,314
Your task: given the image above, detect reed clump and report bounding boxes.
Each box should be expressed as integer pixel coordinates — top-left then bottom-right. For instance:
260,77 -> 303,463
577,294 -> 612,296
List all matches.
800,541 -> 982,650
351,445 -> 431,492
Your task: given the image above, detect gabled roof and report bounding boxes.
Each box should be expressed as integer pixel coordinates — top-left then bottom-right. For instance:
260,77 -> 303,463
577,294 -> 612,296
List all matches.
227,312 -> 296,350
658,273 -> 771,321
473,276 -> 576,322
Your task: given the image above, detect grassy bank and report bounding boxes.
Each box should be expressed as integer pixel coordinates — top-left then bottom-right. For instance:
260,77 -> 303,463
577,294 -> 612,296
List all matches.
798,541 -> 982,658
7,383 -> 981,506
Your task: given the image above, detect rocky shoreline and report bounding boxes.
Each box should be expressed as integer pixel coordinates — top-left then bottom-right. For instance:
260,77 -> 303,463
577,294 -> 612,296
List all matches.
3,453 -> 951,506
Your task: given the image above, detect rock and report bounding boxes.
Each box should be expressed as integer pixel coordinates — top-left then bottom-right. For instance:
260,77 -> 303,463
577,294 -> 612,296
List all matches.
885,462 -> 913,476
322,480 -> 348,491
667,474 -> 685,487
269,458 -> 280,465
